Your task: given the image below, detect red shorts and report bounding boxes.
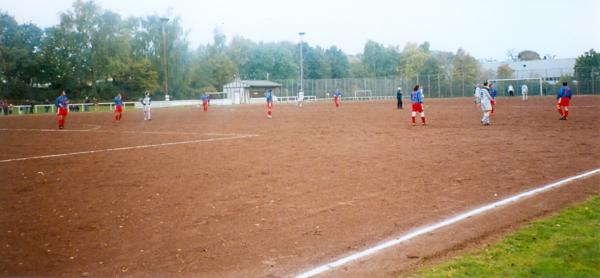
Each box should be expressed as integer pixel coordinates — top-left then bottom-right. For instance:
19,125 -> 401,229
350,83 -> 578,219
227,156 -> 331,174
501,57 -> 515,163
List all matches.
558,98 -> 570,107
491,99 -> 496,105
411,103 -> 423,113
115,105 -> 123,113
57,107 -> 68,116
267,102 -> 273,109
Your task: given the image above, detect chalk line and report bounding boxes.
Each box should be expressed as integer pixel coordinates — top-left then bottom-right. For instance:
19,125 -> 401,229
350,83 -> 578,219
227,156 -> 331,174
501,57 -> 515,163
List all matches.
295,168 -> 600,278
0,134 -> 258,163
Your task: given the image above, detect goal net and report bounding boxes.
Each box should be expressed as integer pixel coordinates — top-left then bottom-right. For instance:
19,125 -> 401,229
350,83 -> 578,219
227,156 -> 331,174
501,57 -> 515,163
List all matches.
353,90 -> 373,100
488,78 -> 543,97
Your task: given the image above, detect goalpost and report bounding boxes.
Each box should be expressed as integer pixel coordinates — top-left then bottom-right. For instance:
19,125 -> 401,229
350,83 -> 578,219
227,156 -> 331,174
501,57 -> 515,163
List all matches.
354,90 -> 373,100
488,77 -> 543,96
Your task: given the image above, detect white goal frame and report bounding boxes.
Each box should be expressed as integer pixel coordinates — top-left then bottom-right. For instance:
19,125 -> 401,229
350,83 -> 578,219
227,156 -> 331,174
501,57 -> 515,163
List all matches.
488,77 -> 543,96
353,90 -> 373,100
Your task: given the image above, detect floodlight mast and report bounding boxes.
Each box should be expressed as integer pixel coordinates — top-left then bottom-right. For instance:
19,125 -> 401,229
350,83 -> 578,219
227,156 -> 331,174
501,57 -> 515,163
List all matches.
299,32 -> 305,94
160,17 -> 169,100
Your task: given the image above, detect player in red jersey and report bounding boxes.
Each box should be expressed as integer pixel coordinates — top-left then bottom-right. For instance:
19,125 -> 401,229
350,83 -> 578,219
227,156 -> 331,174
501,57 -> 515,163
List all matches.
55,90 -> 69,129
114,93 -> 123,121
410,85 -> 426,126
333,89 -> 342,107
557,82 -> 573,120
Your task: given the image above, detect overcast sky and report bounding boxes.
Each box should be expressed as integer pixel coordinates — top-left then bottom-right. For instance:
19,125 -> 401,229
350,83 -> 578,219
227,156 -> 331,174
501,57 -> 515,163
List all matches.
1,0 -> 598,60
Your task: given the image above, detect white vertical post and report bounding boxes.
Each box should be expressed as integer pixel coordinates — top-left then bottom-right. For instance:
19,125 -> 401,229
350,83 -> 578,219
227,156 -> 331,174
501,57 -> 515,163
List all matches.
539,77 -> 543,96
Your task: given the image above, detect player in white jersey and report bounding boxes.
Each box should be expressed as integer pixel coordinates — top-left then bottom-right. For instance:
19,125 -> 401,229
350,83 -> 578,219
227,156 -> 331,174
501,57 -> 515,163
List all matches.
141,91 -> 152,121
474,81 -> 493,125
297,91 -> 304,107
521,84 -> 528,100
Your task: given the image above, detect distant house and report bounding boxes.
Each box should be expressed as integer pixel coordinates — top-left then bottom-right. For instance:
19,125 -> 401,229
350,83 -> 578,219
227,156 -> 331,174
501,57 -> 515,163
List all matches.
481,58 -> 576,83
223,79 -> 282,104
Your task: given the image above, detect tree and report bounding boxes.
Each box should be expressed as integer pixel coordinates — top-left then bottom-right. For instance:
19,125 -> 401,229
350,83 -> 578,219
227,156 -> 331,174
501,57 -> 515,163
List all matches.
303,44 -> 329,79
0,12 -> 43,89
362,40 -> 400,77
116,58 -> 159,97
399,42 -> 429,78
325,46 -> 349,78
349,60 -> 372,78
451,48 -> 481,87
518,50 -> 541,61
496,64 -> 514,79
574,49 -> 600,79
505,49 -> 518,62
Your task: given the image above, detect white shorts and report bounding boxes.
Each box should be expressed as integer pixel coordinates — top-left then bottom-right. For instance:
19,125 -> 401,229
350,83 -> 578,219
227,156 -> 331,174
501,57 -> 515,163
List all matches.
480,100 -> 492,111
143,106 -> 151,112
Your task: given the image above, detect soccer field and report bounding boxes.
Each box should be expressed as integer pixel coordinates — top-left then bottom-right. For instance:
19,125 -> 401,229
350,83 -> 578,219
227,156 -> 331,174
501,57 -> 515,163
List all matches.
1,96 -> 599,277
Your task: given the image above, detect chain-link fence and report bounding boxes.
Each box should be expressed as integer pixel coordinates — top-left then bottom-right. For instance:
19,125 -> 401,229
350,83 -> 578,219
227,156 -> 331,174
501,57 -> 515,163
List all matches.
275,67 -> 600,99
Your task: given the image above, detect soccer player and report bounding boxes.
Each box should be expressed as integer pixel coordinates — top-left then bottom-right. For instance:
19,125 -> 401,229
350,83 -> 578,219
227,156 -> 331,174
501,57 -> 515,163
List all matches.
55,90 -> 69,129
507,84 -> 514,96
557,82 -> 573,120
521,84 -> 529,101
333,88 -> 342,108
141,91 -> 152,121
297,91 -> 304,107
489,83 -> 498,114
396,87 -> 403,109
410,85 -> 426,126
265,89 -> 273,118
201,93 -> 210,112
475,81 -> 493,125
114,93 -> 123,121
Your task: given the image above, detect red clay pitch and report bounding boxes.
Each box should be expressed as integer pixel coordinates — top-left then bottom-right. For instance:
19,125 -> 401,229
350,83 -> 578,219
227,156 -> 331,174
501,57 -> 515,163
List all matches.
1,96 -> 599,277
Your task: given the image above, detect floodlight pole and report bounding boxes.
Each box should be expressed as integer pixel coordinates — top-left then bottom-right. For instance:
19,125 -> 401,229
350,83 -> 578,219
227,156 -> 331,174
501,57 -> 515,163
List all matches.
299,32 -> 305,93
160,17 -> 170,100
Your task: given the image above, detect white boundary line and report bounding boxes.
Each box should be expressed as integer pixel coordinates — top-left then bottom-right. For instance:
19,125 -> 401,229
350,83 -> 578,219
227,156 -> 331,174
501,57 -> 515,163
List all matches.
0,128 -> 233,136
295,168 -> 600,278
0,134 -> 258,163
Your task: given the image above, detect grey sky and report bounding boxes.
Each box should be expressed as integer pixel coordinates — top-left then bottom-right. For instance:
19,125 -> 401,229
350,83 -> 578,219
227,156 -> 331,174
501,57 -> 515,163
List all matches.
1,0 -> 598,60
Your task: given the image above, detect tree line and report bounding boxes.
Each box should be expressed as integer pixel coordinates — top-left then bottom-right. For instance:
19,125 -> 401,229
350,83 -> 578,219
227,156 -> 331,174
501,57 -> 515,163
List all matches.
1,0 -> 597,102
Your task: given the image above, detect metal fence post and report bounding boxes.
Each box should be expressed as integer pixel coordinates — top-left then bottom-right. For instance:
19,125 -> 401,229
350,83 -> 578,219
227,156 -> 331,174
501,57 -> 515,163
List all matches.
438,74 -> 441,98
462,73 -> 465,97
592,69 -> 596,95
427,75 -> 431,98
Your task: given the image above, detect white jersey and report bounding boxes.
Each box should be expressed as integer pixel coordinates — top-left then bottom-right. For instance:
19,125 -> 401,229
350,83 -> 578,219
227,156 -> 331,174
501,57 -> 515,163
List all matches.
478,87 -> 492,111
508,85 -> 514,92
298,91 -> 304,101
141,96 -> 151,110
521,85 -> 528,93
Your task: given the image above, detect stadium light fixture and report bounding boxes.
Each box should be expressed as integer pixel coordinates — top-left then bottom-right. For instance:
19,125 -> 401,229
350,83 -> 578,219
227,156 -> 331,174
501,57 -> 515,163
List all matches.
299,32 -> 305,94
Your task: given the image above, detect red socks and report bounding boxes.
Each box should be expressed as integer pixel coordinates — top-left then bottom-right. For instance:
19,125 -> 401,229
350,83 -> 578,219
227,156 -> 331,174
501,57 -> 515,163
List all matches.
411,116 -> 416,124
58,118 -> 64,128
564,110 -> 569,118
557,107 -> 564,116
421,117 -> 426,124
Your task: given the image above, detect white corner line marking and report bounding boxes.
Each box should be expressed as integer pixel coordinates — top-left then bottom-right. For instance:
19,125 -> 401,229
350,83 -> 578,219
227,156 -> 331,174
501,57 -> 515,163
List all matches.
295,167 -> 600,278
0,128 -> 216,136
0,134 -> 258,163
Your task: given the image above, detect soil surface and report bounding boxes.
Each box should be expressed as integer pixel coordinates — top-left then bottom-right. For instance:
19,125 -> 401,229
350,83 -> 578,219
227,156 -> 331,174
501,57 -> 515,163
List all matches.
1,96 -> 599,277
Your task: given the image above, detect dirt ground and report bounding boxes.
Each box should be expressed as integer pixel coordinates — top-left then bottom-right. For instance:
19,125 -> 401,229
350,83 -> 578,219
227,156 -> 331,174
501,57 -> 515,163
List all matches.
0,96 -> 599,277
